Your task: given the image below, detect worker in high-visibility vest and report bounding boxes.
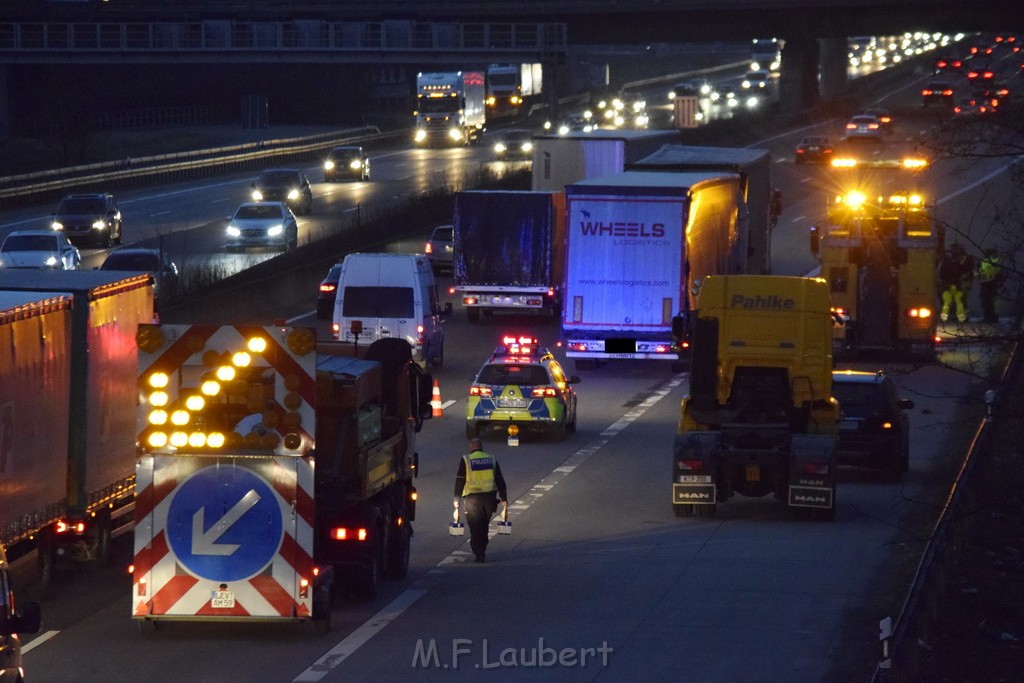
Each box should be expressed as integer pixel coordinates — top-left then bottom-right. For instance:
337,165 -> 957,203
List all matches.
453,438 -> 508,563
977,247 -> 1006,324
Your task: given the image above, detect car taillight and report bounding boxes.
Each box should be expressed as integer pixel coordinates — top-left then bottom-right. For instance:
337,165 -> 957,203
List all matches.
942,90 -> 953,96
846,123 -> 856,129
463,297 -> 478,305
802,463 -> 830,476
796,149 -> 804,154
907,307 -> 932,318
676,459 -> 704,471
868,123 -> 879,129
425,243 -> 433,254
331,527 -> 369,541
531,387 -> 557,397
470,386 -> 492,397
882,421 -> 893,430
319,283 -> 336,293
922,89 -> 932,95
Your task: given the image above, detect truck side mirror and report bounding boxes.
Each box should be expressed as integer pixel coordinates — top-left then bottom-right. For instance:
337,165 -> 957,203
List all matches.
809,224 -> 821,257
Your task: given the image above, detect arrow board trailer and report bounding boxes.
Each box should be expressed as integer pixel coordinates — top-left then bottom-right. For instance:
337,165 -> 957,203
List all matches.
562,170 -> 746,367
132,324 -> 333,625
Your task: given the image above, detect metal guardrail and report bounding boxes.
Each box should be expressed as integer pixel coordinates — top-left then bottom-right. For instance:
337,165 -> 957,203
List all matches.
0,21 -> 566,54
875,334 -> 1022,679
0,126 -> 405,205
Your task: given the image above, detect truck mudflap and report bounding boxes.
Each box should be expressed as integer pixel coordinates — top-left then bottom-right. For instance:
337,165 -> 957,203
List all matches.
787,434 -> 837,509
671,431 -> 721,506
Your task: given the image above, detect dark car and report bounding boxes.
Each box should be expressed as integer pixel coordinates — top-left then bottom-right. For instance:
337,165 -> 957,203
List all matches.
51,193 -> 123,248
316,262 -> 343,319
491,129 -> 534,160
832,370 -> 914,479
424,224 -> 454,273
933,56 -> 963,74
323,145 -> 370,182
921,80 -> 954,106
100,247 -> 180,306
859,107 -> 893,133
251,169 -> 313,215
794,136 -> 834,164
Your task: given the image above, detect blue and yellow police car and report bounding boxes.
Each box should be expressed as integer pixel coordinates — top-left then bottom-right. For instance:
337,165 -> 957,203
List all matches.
466,335 -> 580,441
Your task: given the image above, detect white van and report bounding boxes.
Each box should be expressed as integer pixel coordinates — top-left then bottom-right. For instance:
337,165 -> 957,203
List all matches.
331,253 -> 451,366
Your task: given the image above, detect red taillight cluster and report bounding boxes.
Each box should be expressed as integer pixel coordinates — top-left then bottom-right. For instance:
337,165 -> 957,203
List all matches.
469,386 -> 492,397
332,527 -> 369,541
531,387 -> 557,397
55,520 -> 86,534
802,463 -> 830,476
425,243 -> 433,254
676,459 -> 704,471
907,307 -> 932,319
319,283 -> 336,293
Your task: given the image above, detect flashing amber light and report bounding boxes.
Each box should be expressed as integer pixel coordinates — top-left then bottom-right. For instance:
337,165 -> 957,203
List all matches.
424,243 -> 433,254
148,431 -> 168,448
216,365 -> 236,382
908,195 -> 923,206
149,390 -> 169,407
148,409 -> 168,426
207,432 -> 226,448
908,307 -> 932,318
882,422 -> 893,430
185,395 -> 205,411
410,491 -> 418,501
247,337 -> 268,353
507,424 -> 520,437
902,158 -> 928,169
188,432 -> 207,448
201,380 -> 221,396
843,191 -> 867,208
148,372 -> 169,389
170,410 -> 190,426
232,352 -> 252,367
831,157 -> 857,168
169,431 -> 189,448
463,297 -> 478,305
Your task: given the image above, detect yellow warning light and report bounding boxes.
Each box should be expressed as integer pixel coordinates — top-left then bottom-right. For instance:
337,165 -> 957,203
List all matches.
247,337 -> 268,354
147,432 -> 168,448
831,157 -> 857,168
908,194 -> 923,205
169,431 -> 188,448
185,395 -> 205,411
507,424 -> 520,437
843,191 -> 867,208
889,195 -> 906,204
284,432 -> 303,450
148,409 -> 168,426
201,380 -> 221,396
148,372 -> 169,389
902,157 -> 928,169
188,432 -> 207,448
286,328 -> 316,356
170,410 -> 190,426
149,391 -> 169,407
232,351 -> 252,367
216,365 -> 236,382
207,432 -> 226,448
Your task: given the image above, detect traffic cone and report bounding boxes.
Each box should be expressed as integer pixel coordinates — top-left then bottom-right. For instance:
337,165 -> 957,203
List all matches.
431,379 -> 443,417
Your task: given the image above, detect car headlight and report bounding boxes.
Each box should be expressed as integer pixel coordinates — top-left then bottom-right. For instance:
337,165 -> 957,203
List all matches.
521,142 -> 533,152
415,129 -> 427,142
267,225 -> 284,236
92,220 -> 107,230
287,189 -> 300,200
495,143 -> 506,153
668,90 -> 677,100
324,160 -> 335,170
448,128 -> 462,141
51,221 -> 64,231
558,125 -> 569,136
252,190 -> 264,201
45,256 -> 58,267
349,159 -> 362,169
746,96 -> 759,108
226,226 -> 241,237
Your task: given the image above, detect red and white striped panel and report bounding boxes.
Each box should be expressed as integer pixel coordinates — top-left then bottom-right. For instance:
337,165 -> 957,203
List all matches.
132,454 -> 316,620
136,324 -> 317,457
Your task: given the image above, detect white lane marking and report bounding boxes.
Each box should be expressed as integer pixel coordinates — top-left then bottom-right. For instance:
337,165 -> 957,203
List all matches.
22,630 -> 59,654
292,590 -> 427,682
936,157 -> 1023,205
790,214 -> 806,223
441,400 -> 457,410
292,375 -> 685,681
149,211 -> 172,217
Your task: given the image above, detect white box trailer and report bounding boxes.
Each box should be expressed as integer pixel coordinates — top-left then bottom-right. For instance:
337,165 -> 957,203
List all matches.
531,129 -> 679,192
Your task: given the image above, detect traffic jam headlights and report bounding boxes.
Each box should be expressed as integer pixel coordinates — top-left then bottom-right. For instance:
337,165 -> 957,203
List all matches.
251,190 -> 264,201
448,128 -> 463,141
287,189 -> 300,201
323,160 -> 335,171
226,226 -> 241,237
267,225 -> 284,237
51,221 -> 64,231
414,129 -> 427,143
349,159 -> 363,170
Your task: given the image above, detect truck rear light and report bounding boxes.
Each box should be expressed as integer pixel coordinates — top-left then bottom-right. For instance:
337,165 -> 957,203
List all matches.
677,459 -> 704,471
531,387 -> 557,397
331,527 -> 369,541
802,463 -> 830,476
463,297 -> 478,305
569,343 -> 588,352
546,288 -> 555,297
410,490 -> 418,501
55,520 -> 85,534
654,345 -> 668,353
526,298 -> 542,305
319,283 -> 336,294
907,307 -> 932,318
299,578 -> 310,598
425,243 -> 433,254
469,385 -> 492,397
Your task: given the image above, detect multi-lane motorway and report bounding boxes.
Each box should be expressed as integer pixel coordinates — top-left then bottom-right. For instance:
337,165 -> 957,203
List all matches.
2,57 -> 1021,682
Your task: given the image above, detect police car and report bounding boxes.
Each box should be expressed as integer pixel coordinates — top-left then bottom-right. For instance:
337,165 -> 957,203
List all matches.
466,335 -> 580,441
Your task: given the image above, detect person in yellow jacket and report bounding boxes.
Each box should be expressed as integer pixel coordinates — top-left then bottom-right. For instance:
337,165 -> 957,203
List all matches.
454,438 -> 508,563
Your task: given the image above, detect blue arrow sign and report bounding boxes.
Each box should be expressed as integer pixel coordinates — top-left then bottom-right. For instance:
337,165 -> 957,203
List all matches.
166,464 -> 284,582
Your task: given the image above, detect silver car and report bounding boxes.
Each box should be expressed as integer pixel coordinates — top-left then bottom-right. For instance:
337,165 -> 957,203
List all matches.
844,114 -> 883,140
0,230 -> 81,269
225,202 -> 298,252
425,224 -> 454,273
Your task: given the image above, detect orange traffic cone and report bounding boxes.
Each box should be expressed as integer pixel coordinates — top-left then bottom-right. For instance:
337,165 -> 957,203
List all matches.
431,379 -> 443,417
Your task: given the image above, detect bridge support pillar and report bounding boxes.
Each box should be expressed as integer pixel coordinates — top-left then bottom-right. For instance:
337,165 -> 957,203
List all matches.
0,66 -> 8,142
779,37 -> 819,112
818,37 -> 849,102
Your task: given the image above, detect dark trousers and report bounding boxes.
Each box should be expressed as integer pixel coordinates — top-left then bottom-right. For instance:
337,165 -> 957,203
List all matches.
980,279 -> 1000,323
463,492 -> 496,559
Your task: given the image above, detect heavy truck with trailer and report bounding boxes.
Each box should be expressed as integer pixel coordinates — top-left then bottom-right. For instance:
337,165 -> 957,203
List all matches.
560,157 -> 770,370
531,129 -> 679,193
0,271 -> 154,582
132,325 -> 433,627
671,275 -> 840,520
414,71 -> 486,147
452,190 -> 565,322
808,152 -> 939,358
486,63 -> 542,115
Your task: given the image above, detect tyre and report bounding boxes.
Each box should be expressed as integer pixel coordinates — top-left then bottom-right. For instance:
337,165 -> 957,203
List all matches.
114,226 -> 123,245
310,581 -> 334,634
428,342 -> 444,370
551,418 -> 566,442
354,531 -> 384,601
384,523 -> 411,580
467,308 -> 480,323
92,511 -> 111,568
567,404 -> 577,433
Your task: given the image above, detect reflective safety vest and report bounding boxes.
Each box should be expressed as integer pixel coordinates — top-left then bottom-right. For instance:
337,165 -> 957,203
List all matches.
978,256 -> 1003,282
462,451 -> 497,496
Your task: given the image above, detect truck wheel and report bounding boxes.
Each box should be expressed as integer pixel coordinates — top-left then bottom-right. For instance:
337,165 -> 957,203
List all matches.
429,342 -> 444,370
310,581 -> 334,634
354,534 -> 384,601
467,308 -> 480,323
93,511 -> 112,568
384,523 -> 411,580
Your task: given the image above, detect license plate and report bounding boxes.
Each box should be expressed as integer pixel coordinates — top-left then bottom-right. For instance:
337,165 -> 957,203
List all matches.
678,475 -> 712,483
496,399 -> 529,409
745,465 -> 760,482
211,591 -> 236,609
839,419 -> 860,430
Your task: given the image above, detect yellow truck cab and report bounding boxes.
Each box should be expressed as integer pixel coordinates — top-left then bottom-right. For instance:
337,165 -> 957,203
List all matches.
673,275 -> 840,520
